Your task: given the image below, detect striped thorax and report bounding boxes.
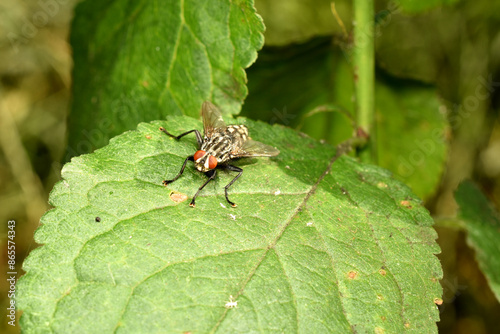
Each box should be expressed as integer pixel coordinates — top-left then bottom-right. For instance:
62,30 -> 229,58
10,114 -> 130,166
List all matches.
194,125 -> 249,172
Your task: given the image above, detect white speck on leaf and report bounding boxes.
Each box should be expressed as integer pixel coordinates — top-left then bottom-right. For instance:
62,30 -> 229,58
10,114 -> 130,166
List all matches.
220,203 -> 226,209
306,222 -> 313,226
107,264 -> 116,286
229,214 -> 236,220
274,189 -> 281,195
225,295 -> 238,309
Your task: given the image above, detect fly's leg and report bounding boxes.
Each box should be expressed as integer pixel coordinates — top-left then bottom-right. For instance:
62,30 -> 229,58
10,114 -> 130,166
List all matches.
190,170 -> 217,207
163,156 -> 194,185
224,165 -> 243,208
159,127 -> 203,148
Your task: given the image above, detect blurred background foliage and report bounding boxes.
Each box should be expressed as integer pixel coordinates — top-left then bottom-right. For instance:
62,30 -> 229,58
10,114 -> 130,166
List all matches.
1,0 -> 500,333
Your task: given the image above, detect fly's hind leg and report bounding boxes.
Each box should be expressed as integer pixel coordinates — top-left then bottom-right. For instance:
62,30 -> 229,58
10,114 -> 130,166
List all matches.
224,165 -> 243,207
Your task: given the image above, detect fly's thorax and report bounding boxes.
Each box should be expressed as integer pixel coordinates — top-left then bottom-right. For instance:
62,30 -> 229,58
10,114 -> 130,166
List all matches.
200,132 -> 235,165
196,125 -> 249,170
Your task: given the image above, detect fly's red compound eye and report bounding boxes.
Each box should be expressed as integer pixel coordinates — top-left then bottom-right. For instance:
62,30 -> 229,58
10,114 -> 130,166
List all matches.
194,150 -> 206,161
208,155 -> 218,169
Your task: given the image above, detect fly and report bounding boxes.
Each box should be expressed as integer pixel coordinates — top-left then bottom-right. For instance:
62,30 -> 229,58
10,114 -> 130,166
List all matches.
160,101 -> 280,207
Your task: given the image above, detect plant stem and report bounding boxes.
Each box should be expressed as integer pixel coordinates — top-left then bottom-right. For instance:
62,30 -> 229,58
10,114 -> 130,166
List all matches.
353,0 -> 375,161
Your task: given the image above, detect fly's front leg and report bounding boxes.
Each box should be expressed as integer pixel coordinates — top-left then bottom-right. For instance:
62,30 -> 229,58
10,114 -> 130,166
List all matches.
224,165 -> 243,207
163,156 -> 194,185
159,127 -> 203,148
190,169 -> 217,207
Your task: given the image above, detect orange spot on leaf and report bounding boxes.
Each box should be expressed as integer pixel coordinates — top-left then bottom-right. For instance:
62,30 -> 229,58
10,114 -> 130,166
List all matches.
400,200 -> 412,208
347,271 -> 358,279
169,191 -> 188,203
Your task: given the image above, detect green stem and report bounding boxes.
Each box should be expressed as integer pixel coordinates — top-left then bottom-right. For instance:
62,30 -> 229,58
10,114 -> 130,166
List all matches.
353,0 -> 375,161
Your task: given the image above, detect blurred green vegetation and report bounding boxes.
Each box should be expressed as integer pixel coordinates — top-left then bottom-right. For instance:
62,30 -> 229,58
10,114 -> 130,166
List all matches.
1,0 -> 500,333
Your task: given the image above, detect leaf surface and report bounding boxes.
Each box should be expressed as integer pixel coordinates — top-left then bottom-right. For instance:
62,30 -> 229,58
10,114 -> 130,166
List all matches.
18,116 -> 442,333
67,0 -> 264,157
455,181 -> 500,301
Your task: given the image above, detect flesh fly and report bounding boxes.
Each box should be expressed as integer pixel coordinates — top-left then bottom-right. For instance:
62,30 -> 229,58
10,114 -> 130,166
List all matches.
160,101 -> 280,207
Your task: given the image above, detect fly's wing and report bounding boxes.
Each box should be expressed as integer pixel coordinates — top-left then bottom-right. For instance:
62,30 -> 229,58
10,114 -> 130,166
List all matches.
232,139 -> 280,158
202,101 -> 226,137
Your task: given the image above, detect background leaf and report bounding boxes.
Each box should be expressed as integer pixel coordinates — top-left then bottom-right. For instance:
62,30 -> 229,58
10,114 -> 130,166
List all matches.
397,0 -> 460,14
241,37 -> 356,146
455,181 -> 500,302
254,0 -> 351,46
242,39 -> 447,200
18,116 -> 442,332
375,75 -> 448,200
67,0 -> 264,157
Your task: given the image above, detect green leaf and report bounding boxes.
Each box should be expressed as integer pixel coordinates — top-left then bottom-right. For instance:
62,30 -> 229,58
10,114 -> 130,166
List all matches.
253,0 -> 462,48
455,181 -> 500,302
67,0 -> 264,157
241,38 -> 356,146
254,0 -> 351,46
397,0 -> 460,13
375,76 -> 448,200
243,40 -> 447,200
374,5 -> 457,84
18,116 -> 442,332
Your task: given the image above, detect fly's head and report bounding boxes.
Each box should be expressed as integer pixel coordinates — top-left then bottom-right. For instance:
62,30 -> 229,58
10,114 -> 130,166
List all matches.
193,150 -> 217,172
